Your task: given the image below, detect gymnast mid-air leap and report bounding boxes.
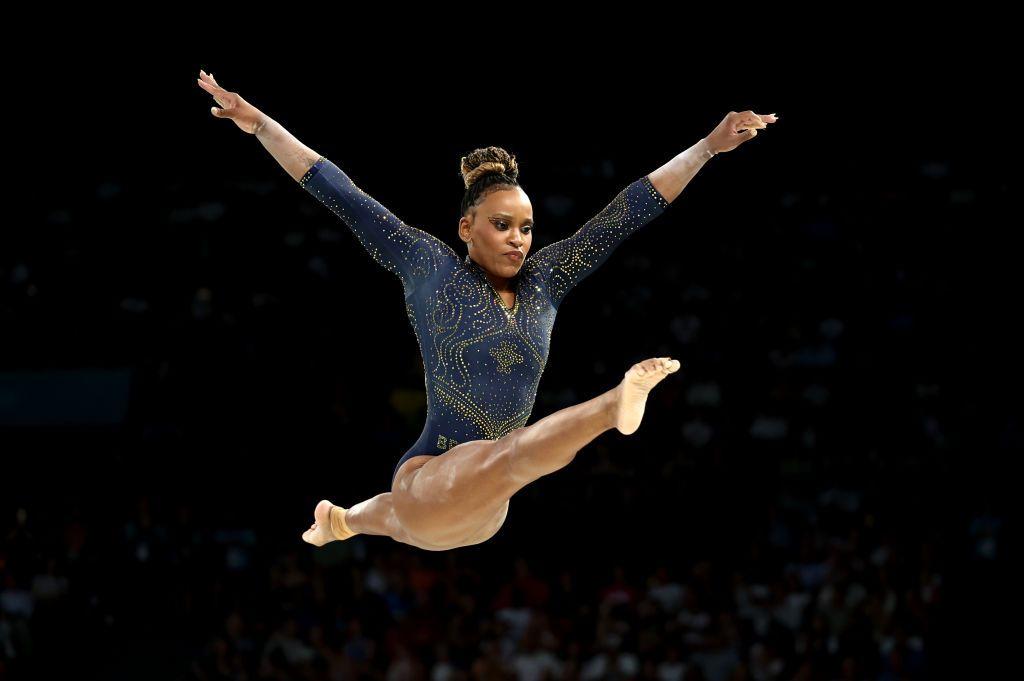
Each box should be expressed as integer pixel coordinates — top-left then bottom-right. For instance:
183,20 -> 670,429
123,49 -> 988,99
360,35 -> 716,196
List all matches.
196,70 -> 776,551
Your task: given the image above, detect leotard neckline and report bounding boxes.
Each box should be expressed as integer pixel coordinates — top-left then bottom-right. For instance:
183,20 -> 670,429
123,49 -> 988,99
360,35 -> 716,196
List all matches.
464,254 -> 521,317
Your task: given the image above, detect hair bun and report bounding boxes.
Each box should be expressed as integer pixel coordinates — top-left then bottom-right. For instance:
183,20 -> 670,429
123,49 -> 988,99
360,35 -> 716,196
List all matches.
459,146 -> 519,189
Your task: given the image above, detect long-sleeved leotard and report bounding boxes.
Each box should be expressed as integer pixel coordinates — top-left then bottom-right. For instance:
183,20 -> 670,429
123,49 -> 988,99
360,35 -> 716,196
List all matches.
298,156 -> 671,484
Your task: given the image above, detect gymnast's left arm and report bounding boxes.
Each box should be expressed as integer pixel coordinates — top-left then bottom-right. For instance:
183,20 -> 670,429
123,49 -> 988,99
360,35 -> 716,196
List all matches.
647,110 -> 778,201
530,110 -> 777,306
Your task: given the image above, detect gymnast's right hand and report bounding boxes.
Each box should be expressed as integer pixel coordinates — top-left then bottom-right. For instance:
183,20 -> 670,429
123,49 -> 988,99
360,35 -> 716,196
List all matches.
196,70 -> 265,134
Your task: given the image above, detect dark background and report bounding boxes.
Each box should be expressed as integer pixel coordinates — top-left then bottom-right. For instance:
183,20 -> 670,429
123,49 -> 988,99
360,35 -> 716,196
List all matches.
1,40 -> 1016,679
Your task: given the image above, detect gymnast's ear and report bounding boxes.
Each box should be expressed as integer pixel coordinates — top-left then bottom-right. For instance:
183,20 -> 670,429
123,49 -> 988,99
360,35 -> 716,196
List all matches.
458,212 -> 475,245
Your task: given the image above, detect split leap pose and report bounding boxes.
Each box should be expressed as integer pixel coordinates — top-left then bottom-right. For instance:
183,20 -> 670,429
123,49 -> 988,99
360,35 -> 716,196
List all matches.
196,70 -> 776,550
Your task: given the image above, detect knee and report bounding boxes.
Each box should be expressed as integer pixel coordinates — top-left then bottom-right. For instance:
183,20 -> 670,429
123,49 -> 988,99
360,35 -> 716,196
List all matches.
504,426 -> 527,452
501,427 -> 532,485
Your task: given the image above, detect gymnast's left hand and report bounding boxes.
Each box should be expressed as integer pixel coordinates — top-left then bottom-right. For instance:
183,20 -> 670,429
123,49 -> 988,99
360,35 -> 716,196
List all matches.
704,110 -> 779,154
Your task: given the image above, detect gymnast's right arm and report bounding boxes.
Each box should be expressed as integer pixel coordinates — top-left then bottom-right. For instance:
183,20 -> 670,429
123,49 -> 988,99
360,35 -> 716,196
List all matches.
195,70 -> 320,180
196,70 -> 456,290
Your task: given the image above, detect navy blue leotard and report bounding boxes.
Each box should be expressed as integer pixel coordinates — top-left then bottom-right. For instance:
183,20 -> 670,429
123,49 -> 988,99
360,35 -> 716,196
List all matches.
298,157 -> 671,484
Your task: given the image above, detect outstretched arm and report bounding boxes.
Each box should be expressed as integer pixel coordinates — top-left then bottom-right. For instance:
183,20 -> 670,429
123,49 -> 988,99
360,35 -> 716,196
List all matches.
526,174 -> 673,308
297,157 -> 458,292
529,110 -> 779,306
648,110 -> 778,202
196,70 -> 320,180
196,69 -> 457,292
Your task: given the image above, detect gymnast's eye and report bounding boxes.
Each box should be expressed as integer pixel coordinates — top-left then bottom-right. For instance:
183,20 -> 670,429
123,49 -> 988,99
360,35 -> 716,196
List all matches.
495,220 -> 532,234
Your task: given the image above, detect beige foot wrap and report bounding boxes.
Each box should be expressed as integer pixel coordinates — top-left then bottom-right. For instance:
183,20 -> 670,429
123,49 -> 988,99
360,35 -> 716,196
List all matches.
329,505 -> 356,540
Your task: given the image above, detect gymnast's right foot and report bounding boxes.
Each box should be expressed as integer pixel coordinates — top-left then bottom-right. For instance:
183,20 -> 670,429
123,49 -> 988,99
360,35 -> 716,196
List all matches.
614,357 -> 681,435
301,499 -> 357,546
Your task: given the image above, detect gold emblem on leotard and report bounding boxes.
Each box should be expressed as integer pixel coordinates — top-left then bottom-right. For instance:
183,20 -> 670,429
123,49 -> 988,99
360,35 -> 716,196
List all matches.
490,339 -> 525,374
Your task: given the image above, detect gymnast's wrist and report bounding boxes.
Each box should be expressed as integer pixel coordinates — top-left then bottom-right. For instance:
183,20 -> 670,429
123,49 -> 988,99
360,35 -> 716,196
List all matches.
698,137 -> 718,160
252,112 -> 272,137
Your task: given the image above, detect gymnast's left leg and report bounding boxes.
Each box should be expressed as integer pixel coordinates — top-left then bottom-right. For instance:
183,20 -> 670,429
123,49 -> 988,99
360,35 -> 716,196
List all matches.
301,494 -> 454,551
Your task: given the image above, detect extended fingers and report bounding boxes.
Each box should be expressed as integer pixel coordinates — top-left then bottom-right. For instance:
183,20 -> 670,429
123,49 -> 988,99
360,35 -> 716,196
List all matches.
196,77 -> 219,94
741,113 -> 766,130
196,77 -> 232,109
197,71 -> 225,92
747,111 -> 779,126
733,114 -> 774,134
733,110 -> 780,131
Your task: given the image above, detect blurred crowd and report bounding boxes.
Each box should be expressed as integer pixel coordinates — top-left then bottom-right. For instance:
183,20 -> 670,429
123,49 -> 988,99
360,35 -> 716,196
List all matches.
4,482 -> 998,680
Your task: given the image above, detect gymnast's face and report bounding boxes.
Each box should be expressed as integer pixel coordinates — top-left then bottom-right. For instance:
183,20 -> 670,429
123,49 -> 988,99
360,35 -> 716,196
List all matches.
459,186 -> 534,279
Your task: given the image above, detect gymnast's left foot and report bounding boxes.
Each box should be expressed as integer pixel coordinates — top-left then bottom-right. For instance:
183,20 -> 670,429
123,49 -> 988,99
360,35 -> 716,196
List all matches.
301,499 -> 357,546
613,357 -> 681,435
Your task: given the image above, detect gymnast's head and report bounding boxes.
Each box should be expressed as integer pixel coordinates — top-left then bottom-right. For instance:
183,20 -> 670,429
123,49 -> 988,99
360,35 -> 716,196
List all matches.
458,146 -> 533,278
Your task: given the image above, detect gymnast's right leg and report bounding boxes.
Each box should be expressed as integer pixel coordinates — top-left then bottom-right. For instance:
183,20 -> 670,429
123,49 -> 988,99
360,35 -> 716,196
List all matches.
301,494 -> 455,551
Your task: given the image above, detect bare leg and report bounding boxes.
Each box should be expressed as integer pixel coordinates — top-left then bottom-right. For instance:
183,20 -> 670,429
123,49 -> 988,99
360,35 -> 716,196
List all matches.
344,493 -> 399,537
393,357 -> 681,547
507,387 -> 616,484
301,495 -> 451,551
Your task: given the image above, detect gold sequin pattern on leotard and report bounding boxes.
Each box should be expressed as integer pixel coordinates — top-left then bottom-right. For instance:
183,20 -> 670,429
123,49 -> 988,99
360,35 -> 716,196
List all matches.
299,156 -> 457,294
526,174 -> 670,307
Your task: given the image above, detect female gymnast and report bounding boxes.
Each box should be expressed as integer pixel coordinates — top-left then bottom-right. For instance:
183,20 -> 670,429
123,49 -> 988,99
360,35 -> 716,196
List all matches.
196,70 -> 776,551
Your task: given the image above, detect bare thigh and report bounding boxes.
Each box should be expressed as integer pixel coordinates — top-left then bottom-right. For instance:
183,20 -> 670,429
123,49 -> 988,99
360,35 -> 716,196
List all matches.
391,432 -> 523,547
456,497 -> 510,547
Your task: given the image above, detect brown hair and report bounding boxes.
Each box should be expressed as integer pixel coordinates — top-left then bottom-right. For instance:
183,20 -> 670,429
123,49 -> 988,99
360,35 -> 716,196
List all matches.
459,146 -> 521,218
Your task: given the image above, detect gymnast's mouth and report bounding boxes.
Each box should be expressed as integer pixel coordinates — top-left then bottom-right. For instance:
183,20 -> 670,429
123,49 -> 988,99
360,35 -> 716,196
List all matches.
503,251 -> 523,260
